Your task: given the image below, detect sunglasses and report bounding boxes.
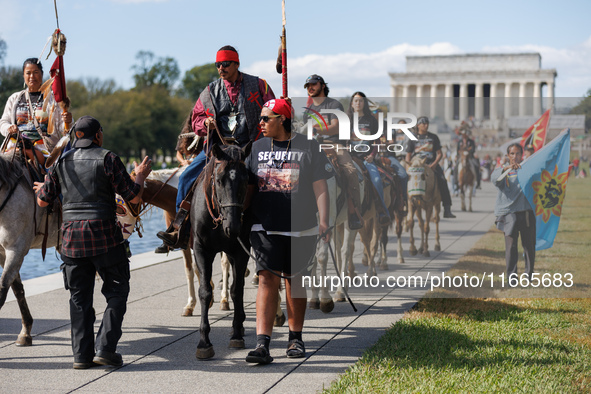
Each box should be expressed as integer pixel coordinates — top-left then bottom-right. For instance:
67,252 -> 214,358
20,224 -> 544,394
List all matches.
215,61 -> 234,68
259,115 -> 281,123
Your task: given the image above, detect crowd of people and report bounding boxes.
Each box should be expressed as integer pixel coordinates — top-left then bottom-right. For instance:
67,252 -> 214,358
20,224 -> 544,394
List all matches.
4,44 -> 572,368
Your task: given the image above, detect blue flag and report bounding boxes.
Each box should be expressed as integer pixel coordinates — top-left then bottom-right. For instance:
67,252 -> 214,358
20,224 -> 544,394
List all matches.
516,129 -> 571,250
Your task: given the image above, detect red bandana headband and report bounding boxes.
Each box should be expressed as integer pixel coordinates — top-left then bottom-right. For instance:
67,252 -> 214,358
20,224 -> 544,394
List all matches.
216,50 -> 240,63
264,99 -> 293,119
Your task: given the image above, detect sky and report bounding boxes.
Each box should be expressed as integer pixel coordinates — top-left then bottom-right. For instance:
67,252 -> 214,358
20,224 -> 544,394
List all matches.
1,0 -> 591,100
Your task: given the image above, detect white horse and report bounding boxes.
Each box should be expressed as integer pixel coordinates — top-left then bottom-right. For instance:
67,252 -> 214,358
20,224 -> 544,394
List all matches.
0,154 -> 61,346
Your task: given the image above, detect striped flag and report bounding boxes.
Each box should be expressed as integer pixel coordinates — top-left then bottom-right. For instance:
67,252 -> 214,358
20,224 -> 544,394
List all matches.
516,128 -> 570,250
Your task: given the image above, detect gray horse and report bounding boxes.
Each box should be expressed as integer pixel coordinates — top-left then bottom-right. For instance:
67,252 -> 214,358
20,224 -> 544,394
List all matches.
0,153 -> 60,346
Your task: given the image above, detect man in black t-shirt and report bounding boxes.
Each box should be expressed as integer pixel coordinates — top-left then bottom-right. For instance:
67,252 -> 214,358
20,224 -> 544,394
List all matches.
405,116 -> 456,218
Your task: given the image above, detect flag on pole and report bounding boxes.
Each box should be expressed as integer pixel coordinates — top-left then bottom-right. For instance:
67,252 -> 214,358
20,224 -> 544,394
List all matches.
516,128 -> 571,250
520,108 -> 551,152
50,55 -> 66,103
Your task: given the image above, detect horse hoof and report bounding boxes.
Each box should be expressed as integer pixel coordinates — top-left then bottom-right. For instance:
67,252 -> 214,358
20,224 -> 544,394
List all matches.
251,276 -> 259,286
435,245 -> 441,252
196,346 -> 215,360
409,248 -> 417,256
379,263 -> 389,270
274,312 -> 286,327
182,307 -> 194,317
220,300 -> 230,311
228,339 -> 245,349
209,298 -> 214,309
308,299 -> 320,309
361,259 -> 368,267
15,335 -> 32,347
462,207 -> 466,211
320,299 -> 334,313
244,267 -> 250,277
422,251 -> 431,258
398,258 -> 405,264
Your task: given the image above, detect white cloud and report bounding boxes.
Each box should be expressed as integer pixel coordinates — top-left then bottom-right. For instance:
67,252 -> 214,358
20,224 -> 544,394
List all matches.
245,39 -> 591,99
246,42 -> 461,98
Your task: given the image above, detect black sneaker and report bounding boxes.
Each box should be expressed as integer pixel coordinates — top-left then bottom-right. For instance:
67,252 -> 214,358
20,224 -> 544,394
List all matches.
286,339 -> 305,358
443,207 -> 456,219
93,350 -> 123,367
73,360 -> 98,370
246,345 -> 273,364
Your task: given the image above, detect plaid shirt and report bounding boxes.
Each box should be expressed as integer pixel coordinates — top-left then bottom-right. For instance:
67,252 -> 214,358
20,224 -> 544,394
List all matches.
38,149 -> 140,258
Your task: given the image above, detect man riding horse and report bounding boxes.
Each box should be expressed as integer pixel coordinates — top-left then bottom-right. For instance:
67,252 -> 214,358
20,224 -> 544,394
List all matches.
157,45 -> 275,251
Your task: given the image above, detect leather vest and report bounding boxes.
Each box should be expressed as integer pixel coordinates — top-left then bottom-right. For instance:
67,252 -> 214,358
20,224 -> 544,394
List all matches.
200,73 -> 263,146
56,146 -> 116,222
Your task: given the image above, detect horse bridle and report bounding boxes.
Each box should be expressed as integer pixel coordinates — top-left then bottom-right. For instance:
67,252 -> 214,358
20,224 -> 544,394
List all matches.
205,158 -> 246,227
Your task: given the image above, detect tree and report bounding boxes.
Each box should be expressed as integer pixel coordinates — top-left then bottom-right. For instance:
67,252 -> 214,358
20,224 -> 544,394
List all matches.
67,77 -> 118,109
0,66 -> 22,109
131,51 -> 180,93
0,37 -> 6,64
179,63 -> 218,102
570,89 -> 591,132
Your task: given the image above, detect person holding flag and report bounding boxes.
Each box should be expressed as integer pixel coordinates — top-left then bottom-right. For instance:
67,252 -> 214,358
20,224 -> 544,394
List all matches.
492,143 -> 536,284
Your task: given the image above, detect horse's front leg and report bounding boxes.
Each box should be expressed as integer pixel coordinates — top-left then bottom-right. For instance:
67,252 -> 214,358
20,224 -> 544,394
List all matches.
309,241 -> 324,310
396,213 -> 405,264
434,208 -> 441,252
408,205 -> 417,256
468,184 -> 473,212
193,246 -> 216,360
460,184 -> 467,211
182,249 -> 198,316
421,207 -> 432,257
0,250 -> 33,346
220,253 -> 231,311
228,252 -> 247,349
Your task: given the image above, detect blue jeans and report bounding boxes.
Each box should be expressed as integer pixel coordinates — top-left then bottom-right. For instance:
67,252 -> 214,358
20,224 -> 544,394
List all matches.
387,156 -> 408,197
364,161 -> 390,217
176,150 -> 207,210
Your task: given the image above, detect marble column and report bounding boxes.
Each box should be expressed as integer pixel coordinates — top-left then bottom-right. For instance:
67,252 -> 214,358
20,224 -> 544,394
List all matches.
490,83 -> 497,121
401,85 -> 408,113
504,83 -> 512,118
416,84 -> 423,116
459,83 -> 468,121
444,84 -> 453,122
547,81 -> 555,111
430,84 -> 437,119
475,83 -> 483,120
533,81 -> 541,117
518,82 -> 527,116
391,84 -> 397,112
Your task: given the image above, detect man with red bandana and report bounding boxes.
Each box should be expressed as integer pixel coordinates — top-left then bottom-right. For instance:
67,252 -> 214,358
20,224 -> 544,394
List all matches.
157,45 -> 275,250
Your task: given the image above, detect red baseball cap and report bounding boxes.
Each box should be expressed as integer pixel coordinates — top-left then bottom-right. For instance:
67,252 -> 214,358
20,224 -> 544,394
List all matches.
263,99 -> 292,119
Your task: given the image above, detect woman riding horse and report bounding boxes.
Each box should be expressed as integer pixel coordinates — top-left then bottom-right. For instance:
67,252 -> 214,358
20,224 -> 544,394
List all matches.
0,58 -> 72,168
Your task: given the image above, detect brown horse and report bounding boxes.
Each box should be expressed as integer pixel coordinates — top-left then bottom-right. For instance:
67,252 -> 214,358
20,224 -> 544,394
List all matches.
406,156 -> 441,257
457,147 -> 475,212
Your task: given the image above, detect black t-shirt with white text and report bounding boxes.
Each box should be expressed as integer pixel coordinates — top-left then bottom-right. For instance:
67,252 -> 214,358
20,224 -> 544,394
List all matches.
405,131 -> 441,165
246,133 -> 334,232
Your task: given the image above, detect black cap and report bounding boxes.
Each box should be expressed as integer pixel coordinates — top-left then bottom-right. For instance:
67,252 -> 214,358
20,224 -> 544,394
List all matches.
304,74 -> 325,88
72,116 -> 102,148
417,116 -> 429,125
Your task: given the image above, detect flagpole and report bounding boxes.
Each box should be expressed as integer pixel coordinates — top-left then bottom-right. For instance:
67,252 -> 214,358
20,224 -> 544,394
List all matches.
281,0 -> 287,98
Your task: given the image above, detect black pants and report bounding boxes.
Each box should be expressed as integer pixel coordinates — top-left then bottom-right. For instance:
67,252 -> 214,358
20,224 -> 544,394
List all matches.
61,244 -> 130,362
504,211 -> 536,281
433,165 -> 452,207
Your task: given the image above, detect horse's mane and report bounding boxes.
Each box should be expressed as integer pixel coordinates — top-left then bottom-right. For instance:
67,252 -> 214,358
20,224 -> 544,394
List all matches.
409,155 -> 427,168
0,153 -> 26,190
197,145 -> 245,193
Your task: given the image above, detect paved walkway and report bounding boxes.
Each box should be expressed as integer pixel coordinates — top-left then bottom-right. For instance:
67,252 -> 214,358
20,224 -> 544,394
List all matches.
0,184 -> 497,393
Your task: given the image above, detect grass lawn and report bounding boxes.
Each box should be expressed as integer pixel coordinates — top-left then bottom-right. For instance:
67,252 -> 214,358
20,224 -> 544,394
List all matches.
325,178 -> 591,393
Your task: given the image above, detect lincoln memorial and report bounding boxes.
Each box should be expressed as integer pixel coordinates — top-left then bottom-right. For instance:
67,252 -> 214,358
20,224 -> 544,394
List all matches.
389,53 -> 557,129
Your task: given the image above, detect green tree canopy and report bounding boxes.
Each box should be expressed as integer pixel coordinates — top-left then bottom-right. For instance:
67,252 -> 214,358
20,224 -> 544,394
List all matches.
570,89 -> 591,132
131,51 -> 180,93
67,77 -> 118,109
179,63 -> 218,102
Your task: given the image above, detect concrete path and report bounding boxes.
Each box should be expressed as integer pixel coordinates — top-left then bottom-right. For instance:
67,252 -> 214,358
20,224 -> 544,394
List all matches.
0,183 -> 497,393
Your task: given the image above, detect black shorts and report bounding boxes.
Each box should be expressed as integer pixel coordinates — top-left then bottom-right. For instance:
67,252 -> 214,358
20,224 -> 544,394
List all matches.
250,231 -> 316,276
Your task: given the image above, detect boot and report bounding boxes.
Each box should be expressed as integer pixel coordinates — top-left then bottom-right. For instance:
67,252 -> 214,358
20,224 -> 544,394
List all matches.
443,205 -> 456,218
348,213 -> 363,230
157,205 -> 190,248
154,243 -> 170,254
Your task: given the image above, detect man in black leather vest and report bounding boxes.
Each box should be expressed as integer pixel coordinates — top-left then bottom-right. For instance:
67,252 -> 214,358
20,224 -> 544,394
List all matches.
34,116 -> 152,369
157,45 -> 275,250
